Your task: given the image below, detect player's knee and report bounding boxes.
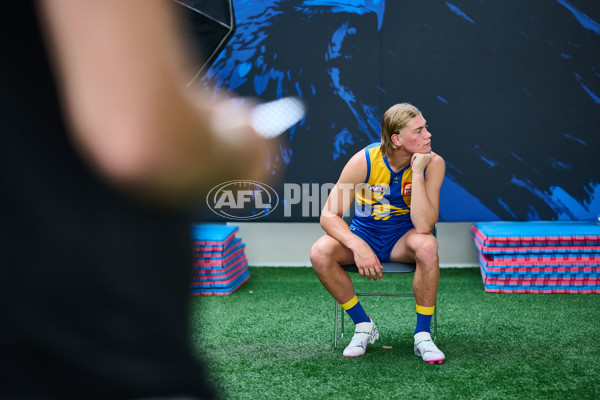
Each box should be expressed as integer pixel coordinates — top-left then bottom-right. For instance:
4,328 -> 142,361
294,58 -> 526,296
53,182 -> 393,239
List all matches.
310,239 -> 333,272
411,234 -> 439,267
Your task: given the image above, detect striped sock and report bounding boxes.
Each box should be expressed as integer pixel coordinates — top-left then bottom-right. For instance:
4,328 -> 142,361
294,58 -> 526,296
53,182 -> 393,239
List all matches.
414,304 -> 435,334
341,295 -> 370,325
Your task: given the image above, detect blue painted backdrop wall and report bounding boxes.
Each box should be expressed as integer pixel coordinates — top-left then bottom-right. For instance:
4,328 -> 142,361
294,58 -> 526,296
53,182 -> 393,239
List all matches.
195,0 -> 600,222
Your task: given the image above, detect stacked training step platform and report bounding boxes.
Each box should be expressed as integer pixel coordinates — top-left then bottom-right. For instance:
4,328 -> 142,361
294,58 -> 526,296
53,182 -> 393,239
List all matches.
471,221 -> 600,293
190,224 -> 249,295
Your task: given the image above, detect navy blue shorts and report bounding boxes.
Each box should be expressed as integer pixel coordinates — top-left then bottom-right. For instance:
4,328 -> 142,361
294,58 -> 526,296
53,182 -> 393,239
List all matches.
349,223 -> 413,262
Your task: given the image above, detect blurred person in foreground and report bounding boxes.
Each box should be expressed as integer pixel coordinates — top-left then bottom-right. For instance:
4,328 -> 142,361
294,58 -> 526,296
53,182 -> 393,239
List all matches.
311,103 -> 446,363
0,1 -> 275,398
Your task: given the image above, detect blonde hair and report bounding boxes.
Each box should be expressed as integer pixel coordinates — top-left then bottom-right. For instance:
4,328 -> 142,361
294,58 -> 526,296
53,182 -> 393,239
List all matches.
380,103 -> 421,157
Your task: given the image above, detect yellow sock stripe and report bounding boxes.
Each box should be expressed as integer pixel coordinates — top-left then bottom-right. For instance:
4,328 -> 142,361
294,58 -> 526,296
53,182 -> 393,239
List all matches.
340,295 -> 359,310
416,304 -> 435,315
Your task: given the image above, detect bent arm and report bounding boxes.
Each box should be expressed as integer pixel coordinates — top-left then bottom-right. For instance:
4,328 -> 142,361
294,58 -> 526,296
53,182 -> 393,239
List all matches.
320,151 -> 383,279
320,152 -> 364,252
410,153 -> 445,233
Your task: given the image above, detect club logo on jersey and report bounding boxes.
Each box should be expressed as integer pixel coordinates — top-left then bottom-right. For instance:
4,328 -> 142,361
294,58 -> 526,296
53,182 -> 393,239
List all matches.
403,182 -> 412,196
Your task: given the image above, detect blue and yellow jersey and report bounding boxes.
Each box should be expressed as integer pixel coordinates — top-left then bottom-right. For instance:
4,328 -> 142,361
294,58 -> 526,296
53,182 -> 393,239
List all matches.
352,142 -> 414,234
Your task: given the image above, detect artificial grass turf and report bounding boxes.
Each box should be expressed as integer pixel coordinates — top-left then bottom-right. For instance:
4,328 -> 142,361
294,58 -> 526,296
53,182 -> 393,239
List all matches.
190,267 -> 600,400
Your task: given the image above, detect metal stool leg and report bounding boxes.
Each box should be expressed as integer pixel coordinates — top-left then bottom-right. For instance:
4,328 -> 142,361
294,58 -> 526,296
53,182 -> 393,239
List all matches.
333,300 -> 338,349
433,306 -> 438,341
340,305 -> 345,343
333,301 -> 345,350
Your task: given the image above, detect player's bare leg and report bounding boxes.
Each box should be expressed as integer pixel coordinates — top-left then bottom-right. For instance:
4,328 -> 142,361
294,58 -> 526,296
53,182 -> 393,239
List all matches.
311,235 -> 379,357
310,234 -> 356,304
391,230 -> 445,364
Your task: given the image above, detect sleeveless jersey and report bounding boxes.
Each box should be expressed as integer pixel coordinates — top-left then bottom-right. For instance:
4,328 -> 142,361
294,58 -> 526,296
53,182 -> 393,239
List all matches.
352,142 -> 414,234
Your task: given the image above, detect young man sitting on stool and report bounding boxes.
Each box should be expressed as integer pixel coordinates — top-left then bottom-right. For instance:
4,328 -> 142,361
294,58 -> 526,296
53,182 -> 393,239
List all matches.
310,103 -> 446,364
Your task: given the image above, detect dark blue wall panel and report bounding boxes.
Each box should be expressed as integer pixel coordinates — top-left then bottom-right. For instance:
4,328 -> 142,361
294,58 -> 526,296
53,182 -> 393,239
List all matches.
197,0 -> 600,222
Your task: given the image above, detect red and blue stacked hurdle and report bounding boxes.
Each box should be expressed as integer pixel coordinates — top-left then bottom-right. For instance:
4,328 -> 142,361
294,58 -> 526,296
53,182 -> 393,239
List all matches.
190,224 -> 250,295
471,221 -> 600,293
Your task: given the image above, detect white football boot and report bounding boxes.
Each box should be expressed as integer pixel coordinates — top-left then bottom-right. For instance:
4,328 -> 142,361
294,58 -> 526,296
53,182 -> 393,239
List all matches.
414,331 -> 445,364
343,320 -> 379,357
